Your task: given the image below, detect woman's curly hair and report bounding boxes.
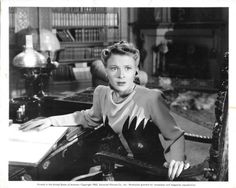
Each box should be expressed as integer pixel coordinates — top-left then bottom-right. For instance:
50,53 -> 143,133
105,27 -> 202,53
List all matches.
101,41 -> 140,67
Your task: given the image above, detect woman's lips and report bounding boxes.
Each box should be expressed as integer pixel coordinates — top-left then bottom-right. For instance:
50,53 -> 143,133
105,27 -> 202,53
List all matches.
117,81 -> 126,86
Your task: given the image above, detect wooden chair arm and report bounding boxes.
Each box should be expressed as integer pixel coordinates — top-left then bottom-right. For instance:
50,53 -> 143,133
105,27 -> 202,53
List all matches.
184,132 -> 212,144
94,151 -> 211,181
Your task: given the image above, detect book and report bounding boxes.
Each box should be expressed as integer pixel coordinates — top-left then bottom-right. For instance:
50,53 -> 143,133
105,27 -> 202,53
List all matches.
9,123 -> 68,167
65,29 -> 75,41
75,62 -> 88,68
56,30 -> 68,42
73,67 -> 91,80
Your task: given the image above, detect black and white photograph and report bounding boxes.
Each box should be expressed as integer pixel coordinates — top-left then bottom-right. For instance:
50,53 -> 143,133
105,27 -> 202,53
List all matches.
0,0 -> 235,187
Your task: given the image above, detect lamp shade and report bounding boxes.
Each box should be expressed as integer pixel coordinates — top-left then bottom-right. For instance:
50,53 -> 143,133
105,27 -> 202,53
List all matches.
13,48 -> 47,68
15,28 -> 60,52
40,29 -> 60,52
13,35 -> 47,68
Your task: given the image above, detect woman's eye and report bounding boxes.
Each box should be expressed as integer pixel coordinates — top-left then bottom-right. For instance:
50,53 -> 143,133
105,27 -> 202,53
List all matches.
125,66 -> 132,71
110,67 -> 117,71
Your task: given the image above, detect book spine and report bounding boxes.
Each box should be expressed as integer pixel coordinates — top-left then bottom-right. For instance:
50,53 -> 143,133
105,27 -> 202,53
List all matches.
66,29 -> 75,41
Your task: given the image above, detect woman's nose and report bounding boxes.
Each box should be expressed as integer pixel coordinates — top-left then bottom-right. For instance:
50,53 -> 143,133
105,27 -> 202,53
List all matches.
118,69 -> 125,78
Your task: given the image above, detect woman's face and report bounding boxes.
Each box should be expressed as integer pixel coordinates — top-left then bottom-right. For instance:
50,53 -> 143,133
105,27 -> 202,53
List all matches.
106,54 -> 138,95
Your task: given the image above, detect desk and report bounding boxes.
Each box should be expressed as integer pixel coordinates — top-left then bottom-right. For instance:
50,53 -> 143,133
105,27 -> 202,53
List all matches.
9,123 -> 68,180
9,123 -> 68,166
41,87 -> 93,116
9,125 -> 109,181
9,87 -> 104,181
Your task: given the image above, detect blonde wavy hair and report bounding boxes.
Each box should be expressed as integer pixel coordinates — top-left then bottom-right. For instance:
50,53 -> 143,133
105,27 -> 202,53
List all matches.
101,41 -> 140,67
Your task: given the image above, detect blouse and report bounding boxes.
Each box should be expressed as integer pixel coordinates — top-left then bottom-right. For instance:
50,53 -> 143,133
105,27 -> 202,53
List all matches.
49,85 -> 185,164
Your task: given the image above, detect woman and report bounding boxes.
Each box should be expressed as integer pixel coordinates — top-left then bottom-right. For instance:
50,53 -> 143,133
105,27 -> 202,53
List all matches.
20,41 -> 189,180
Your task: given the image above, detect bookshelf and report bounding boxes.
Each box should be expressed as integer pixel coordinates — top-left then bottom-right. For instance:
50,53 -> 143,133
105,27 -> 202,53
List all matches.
49,7 -> 122,90
51,7 -> 121,63
9,7 -> 125,96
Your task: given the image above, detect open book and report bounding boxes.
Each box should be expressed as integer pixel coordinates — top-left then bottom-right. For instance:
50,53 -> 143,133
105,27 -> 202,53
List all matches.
9,123 -> 68,167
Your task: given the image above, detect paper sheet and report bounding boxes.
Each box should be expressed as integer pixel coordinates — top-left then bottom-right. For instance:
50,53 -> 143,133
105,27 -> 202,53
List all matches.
8,124 -> 68,167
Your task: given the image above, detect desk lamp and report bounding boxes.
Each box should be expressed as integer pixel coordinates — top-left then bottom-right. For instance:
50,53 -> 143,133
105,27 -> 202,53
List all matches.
11,31 -> 60,122
13,34 -> 47,97
11,34 -> 46,122
13,29 -> 60,97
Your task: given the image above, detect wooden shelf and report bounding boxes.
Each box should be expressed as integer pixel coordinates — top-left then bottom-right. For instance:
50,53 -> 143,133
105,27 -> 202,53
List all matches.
60,41 -> 107,47
53,26 -> 105,29
51,79 -> 91,85
53,25 -> 120,29
59,58 -> 97,63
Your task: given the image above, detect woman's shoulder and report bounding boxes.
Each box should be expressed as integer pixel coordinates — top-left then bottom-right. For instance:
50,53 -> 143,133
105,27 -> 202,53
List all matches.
94,85 -> 109,96
135,85 -> 163,98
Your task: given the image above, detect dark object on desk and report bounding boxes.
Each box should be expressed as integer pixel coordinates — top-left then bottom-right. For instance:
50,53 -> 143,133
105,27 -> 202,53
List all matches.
9,97 -> 41,123
41,88 -> 94,117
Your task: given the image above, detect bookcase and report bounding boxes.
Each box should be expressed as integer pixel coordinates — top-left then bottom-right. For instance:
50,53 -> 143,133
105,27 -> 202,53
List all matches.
51,8 -> 120,63
9,7 -> 124,96
49,7 -> 122,91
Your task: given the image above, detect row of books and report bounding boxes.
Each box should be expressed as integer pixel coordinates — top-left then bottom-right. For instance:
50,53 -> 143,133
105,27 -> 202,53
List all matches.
56,28 -> 105,42
52,12 -> 119,27
75,28 -> 105,42
51,8 -> 107,13
59,46 -> 104,60
107,28 -> 120,41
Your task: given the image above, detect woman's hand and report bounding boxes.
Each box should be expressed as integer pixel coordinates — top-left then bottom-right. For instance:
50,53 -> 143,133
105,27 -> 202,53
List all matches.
19,118 -> 52,131
164,160 -> 190,180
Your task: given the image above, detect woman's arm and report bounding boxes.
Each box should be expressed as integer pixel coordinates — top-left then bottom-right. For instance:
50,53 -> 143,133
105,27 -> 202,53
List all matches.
20,86 -> 104,131
50,86 -> 103,127
149,90 -> 185,159
149,89 -> 187,179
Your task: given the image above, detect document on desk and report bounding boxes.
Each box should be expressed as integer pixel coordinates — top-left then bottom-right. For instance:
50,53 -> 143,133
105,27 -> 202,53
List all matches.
8,123 -> 68,167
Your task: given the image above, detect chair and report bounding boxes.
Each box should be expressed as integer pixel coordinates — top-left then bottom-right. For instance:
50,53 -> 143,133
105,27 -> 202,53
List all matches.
71,53 -> 228,181
92,52 -> 228,181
